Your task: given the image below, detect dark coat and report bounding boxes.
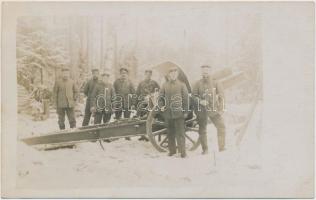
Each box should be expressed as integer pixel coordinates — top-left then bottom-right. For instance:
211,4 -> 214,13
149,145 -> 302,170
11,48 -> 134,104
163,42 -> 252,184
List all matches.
136,79 -> 160,97
192,77 -> 225,118
83,78 -> 99,107
158,79 -> 189,119
113,78 -> 136,109
53,78 -> 78,108
90,81 -> 115,113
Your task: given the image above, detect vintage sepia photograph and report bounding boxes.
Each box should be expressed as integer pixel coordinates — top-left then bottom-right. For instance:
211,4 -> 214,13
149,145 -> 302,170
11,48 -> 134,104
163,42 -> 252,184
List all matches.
1,2 -> 314,198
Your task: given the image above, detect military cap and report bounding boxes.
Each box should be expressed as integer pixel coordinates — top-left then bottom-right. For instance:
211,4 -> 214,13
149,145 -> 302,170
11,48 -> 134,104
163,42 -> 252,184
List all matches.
61,67 -> 70,72
200,65 -> 212,69
168,65 -> 178,72
101,70 -> 110,76
91,68 -> 99,72
119,67 -> 129,73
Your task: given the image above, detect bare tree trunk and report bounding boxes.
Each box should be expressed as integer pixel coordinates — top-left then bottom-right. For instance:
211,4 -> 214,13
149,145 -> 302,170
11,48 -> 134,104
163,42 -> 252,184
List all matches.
87,18 -> 93,72
114,28 -> 118,79
100,17 -> 104,70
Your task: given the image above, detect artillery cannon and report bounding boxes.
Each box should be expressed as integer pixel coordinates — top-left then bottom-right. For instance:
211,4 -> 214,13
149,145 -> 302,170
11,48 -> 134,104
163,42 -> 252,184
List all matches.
21,61 -> 246,152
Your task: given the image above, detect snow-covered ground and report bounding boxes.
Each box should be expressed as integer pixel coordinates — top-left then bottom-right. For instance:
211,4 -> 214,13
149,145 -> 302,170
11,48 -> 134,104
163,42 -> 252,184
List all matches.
17,98 -> 310,197
6,4 -> 313,197
15,101 -> 310,197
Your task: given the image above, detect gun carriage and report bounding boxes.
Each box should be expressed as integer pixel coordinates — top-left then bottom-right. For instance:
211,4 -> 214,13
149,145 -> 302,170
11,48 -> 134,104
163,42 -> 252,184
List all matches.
21,61 -> 245,152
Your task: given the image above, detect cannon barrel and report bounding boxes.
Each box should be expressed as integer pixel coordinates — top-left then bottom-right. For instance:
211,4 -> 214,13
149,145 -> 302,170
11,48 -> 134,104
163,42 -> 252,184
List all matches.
21,61 -> 246,151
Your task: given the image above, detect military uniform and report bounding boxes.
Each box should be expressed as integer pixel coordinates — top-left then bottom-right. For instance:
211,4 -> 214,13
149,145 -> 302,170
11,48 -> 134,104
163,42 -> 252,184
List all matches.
53,78 -> 78,130
159,79 -> 189,157
90,81 -> 115,124
113,78 -> 136,119
136,79 -> 160,117
82,78 -> 99,126
192,77 -> 226,152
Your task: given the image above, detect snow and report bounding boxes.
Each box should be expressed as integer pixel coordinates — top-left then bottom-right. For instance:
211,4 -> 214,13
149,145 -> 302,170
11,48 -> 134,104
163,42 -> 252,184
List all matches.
16,101 -> 271,197
15,95 -> 313,198
7,4 -> 313,197
15,96 -> 312,198
17,138 -> 260,190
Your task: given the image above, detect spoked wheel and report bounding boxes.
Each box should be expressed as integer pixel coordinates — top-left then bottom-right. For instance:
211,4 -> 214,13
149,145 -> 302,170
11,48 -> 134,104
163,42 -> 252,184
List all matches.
184,117 -> 201,151
146,107 -> 201,152
146,110 -> 168,152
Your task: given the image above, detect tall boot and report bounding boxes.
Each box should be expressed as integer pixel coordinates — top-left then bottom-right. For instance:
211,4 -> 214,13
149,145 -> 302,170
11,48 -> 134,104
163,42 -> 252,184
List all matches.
218,132 -> 226,152
59,124 -> 65,130
200,134 -> 209,154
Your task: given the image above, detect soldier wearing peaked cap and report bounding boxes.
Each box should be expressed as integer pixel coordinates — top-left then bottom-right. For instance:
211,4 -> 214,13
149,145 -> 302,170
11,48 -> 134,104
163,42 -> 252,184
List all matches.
136,69 -> 160,141
158,66 -> 189,158
119,67 -> 129,73
113,67 -> 136,121
145,69 -> 152,73
113,66 -> 137,140
61,67 -> 69,71
136,69 -> 160,117
53,67 -> 78,130
90,70 -> 115,124
192,65 -> 226,154
82,68 -> 100,126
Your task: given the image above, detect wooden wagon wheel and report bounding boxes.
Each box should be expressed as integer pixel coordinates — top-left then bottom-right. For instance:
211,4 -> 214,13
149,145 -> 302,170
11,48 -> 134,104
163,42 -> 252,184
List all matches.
146,106 -> 201,152
184,116 -> 201,151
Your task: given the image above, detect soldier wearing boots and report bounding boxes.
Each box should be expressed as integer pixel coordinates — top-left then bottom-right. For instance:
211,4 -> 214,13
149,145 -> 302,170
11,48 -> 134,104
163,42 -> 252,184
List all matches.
82,68 -> 100,126
192,65 -> 226,153
113,67 -> 136,120
113,67 -> 136,140
158,66 -> 189,158
136,69 -> 160,141
90,70 -> 115,124
136,69 -> 160,117
53,68 -> 78,130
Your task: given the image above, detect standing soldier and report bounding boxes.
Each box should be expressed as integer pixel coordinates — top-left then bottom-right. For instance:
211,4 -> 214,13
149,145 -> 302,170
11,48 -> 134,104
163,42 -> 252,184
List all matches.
136,69 -> 160,141
113,67 -> 136,120
53,68 -> 78,130
158,66 -> 189,158
90,70 -> 115,124
136,69 -> 160,117
82,68 -> 100,126
192,65 -> 226,154
113,67 -> 136,140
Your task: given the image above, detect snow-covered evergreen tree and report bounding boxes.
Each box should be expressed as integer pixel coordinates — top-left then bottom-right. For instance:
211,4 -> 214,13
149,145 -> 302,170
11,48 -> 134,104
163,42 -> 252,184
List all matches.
17,17 -> 70,92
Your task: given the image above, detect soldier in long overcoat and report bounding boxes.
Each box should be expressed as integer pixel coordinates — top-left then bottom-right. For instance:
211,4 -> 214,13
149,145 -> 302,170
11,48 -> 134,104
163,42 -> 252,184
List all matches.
113,67 -> 136,141
136,69 -> 160,117
113,67 -> 136,120
158,66 -> 189,158
192,65 -> 226,153
53,68 -> 78,130
90,70 -> 115,124
82,68 -> 100,126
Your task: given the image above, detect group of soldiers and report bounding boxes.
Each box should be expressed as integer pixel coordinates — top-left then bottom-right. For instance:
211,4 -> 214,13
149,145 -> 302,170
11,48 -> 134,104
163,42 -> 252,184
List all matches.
53,64 -> 226,158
